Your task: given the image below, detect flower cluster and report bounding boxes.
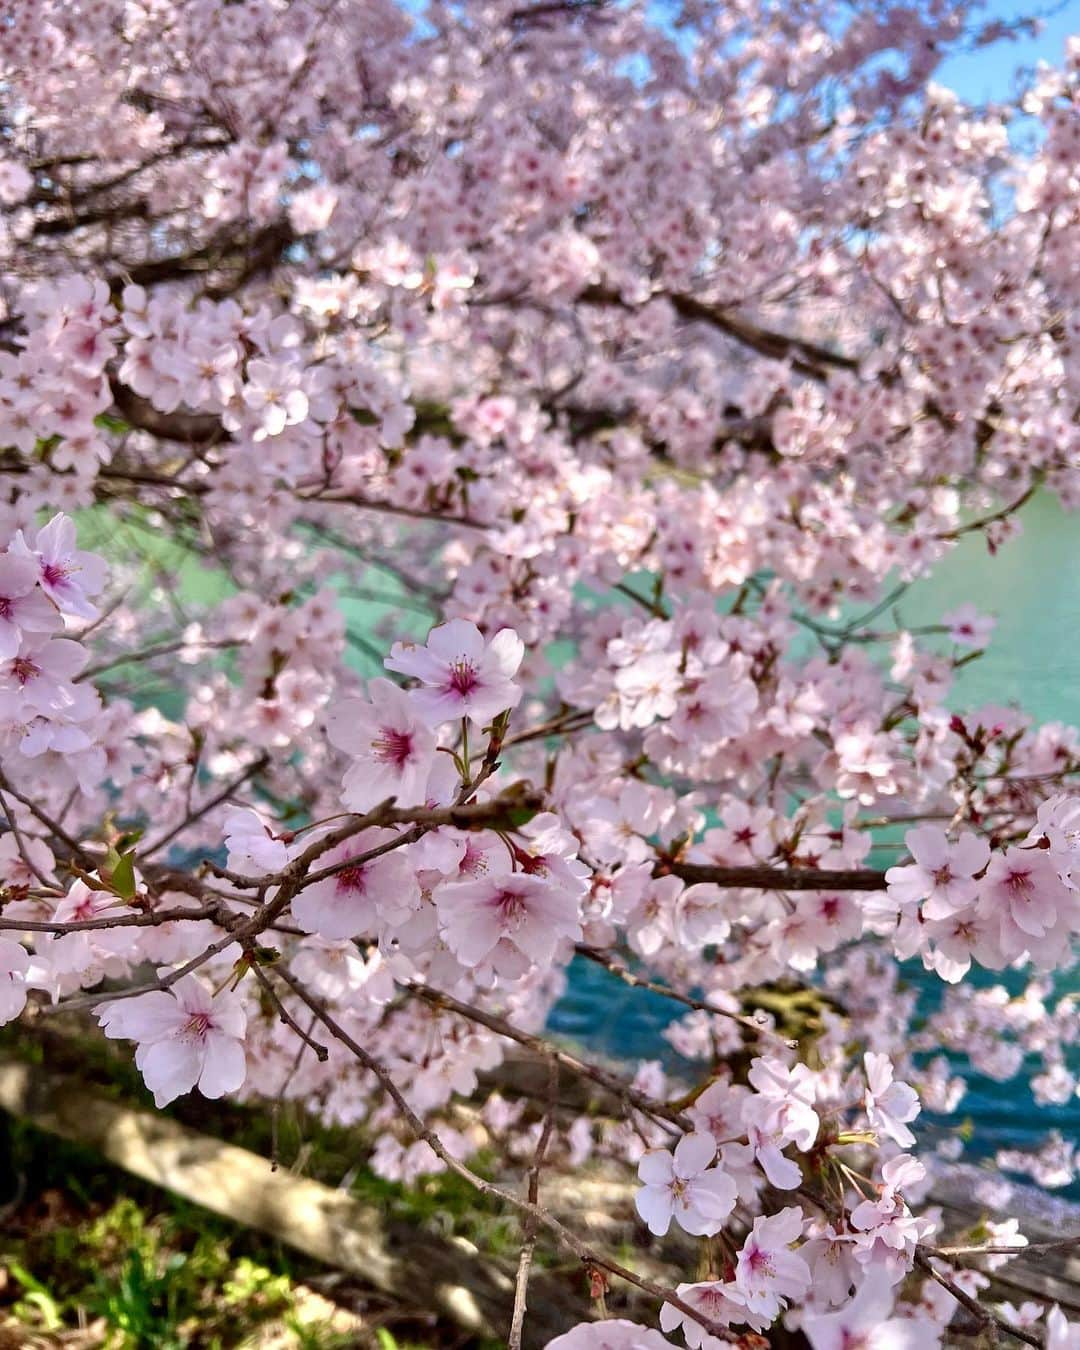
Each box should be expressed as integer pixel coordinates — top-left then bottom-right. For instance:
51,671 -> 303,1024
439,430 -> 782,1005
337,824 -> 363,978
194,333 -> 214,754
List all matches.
0,3 -> 1078,1346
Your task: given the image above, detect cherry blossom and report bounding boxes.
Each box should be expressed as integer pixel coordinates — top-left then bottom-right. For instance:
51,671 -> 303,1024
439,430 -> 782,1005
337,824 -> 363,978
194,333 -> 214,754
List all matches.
731,1207 -> 811,1321
803,1273 -> 938,1350
659,1281 -> 768,1344
886,827 -> 990,921
1047,1307 -> 1080,1350
97,977 -> 247,1108
223,807 -> 292,876
435,870 -> 581,977
0,938 -> 30,1023
864,1052 -> 921,1149
385,621 -> 523,726
240,358 -> 310,441
290,831 -> 419,940
11,514 -> 107,620
0,7 -> 1077,1345
326,678 -> 437,810
634,1132 -> 738,1238
0,554 -> 57,660
546,1322 -> 677,1349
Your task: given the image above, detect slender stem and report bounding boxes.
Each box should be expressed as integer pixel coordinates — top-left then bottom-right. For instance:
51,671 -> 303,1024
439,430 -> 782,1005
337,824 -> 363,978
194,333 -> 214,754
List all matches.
141,754 -> 270,858
0,790 -> 59,892
271,966 -> 742,1344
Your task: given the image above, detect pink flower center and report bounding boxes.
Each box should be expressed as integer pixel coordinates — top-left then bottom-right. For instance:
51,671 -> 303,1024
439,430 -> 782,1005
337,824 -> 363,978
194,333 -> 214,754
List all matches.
840,1334 -> 871,1350
1002,867 -> 1033,898
0,597 -> 11,620
42,561 -> 71,589
181,1011 -> 211,1040
447,658 -> 479,697
746,1244 -> 775,1280
460,840 -> 489,876
371,727 -> 414,768
494,887 -> 527,924
932,864 -> 953,886
10,657 -> 39,685
336,863 -> 367,893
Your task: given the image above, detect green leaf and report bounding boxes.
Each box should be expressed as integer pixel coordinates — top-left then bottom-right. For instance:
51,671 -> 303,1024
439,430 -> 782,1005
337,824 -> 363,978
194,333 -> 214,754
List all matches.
110,850 -> 137,901
100,846 -> 138,901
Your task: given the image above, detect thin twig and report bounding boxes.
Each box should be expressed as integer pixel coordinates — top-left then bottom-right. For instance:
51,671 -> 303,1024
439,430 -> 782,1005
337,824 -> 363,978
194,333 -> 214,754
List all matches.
0,790 -> 59,892
508,1061 -> 558,1350
408,981 -> 686,1130
247,957 -> 329,1063
913,1251 -> 1042,1348
141,754 -> 270,858
78,636 -> 243,683
0,771 -> 92,864
574,944 -> 796,1048
271,966 -> 742,1344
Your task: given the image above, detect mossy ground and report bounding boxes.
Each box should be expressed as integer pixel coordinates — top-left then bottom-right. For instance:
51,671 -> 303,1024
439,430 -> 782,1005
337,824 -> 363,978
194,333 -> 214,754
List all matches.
0,1024 -> 513,1349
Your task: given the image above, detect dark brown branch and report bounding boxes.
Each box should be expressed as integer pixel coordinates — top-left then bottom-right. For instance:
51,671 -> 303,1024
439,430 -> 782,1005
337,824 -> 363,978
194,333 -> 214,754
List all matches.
665,861 -> 888,891
579,284 -> 859,382
109,377 -> 224,446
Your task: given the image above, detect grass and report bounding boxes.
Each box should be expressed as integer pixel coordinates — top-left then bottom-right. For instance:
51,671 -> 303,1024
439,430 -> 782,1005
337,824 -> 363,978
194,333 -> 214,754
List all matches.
1,1124 -> 338,1347
0,1114 -> 508,1348
0,1024 -> 527,1347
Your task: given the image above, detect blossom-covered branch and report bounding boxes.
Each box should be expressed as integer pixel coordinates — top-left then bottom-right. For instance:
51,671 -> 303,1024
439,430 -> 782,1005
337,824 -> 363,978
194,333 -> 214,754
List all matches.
1,2 -> 1080,1344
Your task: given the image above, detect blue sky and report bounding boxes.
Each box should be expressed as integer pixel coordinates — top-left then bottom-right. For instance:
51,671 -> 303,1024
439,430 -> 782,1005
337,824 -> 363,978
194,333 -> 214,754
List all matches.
935,0 -> 1077,103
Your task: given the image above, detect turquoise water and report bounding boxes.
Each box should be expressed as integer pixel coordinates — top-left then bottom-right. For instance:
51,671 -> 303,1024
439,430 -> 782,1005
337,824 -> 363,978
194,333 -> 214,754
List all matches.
551,493 -> 1080,1187
904,494 -> 1080,726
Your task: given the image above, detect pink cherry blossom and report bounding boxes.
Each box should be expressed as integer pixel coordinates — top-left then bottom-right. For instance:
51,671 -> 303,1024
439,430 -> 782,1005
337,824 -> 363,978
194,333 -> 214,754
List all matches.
732,1207 -> 811,1321
386,620 -> 524,727
977,848 -> 1073,948
0,554 -> 57,661
240,357 -> 310,440
942,605 -> 995,649
545,1322 -> 677,1349
97,976 -> 247,1108
1047,1307 -> 1080,1350
326,677 -> 437,810
436,870 -> 581,977
864,1052 -> 921,1148
803,1272 -> 938,1350
660,1280 -> 769,1344
0,937 -> 30,1023
2,12 -> 1080,1344
0,158 -> 32,205
223,807 -> 291,876
11,514 -> 107,620
886,826 -> 990,921
291,831 -> 419,940
634,1132 -> 738,1238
